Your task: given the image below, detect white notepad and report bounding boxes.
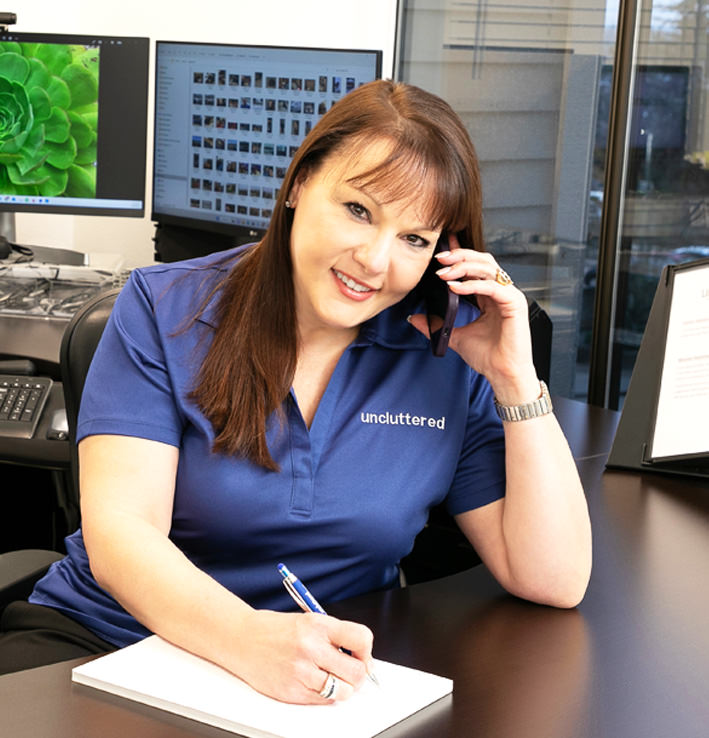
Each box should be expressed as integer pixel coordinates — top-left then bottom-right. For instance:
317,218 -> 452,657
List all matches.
72,635 -> 453,738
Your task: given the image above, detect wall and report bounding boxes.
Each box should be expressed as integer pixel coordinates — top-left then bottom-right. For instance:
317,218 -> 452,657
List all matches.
11,0 -> 399,267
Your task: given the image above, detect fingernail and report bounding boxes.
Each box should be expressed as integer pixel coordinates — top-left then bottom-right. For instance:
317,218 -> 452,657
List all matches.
436,266 -> 451,275
406,314 -> 413,323
435,251 -> 451,260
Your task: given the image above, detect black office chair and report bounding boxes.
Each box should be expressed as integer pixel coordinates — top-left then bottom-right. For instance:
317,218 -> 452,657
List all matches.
0,288 -> 121,614
60,287 -> 122,522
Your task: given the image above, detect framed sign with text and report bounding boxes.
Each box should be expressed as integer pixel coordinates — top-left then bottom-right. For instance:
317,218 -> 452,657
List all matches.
608,257 -> 709,478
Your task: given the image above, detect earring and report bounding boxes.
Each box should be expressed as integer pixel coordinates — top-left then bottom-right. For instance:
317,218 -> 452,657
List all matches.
285,200 -> 292,208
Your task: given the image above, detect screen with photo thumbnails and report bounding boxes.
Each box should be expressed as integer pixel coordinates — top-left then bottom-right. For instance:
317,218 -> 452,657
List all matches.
152,42 -> 382,238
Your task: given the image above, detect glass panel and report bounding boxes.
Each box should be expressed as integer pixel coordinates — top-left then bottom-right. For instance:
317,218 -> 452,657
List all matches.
398,0 -> 619,399
609,0 -> 709,407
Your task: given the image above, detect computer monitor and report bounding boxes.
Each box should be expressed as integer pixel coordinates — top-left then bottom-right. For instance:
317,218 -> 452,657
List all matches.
0,31 -> 149,217
151,41 -> 382,242
595,64 -> 690,191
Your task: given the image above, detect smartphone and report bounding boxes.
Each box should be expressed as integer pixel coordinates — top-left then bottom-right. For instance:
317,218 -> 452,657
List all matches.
420,234 -> 457,357
420,233 -> 476,357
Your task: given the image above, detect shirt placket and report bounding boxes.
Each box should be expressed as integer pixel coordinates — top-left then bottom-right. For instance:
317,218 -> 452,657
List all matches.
286,396 -> 315,517
285,348 -> 354,517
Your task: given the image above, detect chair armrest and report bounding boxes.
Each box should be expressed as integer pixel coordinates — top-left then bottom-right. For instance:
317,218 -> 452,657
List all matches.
0,550 -> 64,615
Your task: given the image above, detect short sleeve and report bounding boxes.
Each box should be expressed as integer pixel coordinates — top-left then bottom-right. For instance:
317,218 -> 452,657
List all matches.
76,270 -> 185,447
444,373 -> 506,515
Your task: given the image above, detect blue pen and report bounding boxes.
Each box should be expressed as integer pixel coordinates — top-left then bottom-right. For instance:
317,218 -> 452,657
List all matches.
277,562 -> 379,685
277,562 -> 327,614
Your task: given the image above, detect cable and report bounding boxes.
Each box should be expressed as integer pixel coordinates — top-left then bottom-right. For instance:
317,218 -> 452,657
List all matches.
0,235 -> 35,263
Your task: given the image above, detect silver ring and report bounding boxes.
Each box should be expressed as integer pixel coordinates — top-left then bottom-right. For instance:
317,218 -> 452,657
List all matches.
318,672 -> 337,699
495,268 -> 513,286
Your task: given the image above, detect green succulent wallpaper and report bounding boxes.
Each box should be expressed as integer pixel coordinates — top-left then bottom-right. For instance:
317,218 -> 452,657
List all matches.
0,42 -> 99,199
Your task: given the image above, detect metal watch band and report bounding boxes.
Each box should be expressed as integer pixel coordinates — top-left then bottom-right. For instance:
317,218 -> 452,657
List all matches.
494,380 -> 553,422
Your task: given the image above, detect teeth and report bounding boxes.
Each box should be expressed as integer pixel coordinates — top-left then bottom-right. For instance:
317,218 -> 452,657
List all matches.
334,269 -> 371,293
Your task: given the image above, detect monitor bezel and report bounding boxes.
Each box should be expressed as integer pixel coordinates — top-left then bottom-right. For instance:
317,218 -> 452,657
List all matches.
150,39 -> 383,240
0,30 -> 150,218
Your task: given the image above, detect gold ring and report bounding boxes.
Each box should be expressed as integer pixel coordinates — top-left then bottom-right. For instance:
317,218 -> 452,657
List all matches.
318,672 -> 337,699
495,268 -> 513,286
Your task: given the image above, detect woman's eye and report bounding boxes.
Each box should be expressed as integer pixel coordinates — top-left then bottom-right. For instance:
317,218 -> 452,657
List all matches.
404,234 -> 431,249
346,202 -> 370,221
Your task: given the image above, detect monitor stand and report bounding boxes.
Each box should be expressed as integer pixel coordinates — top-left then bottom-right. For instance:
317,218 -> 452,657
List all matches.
0,212 -> 15,243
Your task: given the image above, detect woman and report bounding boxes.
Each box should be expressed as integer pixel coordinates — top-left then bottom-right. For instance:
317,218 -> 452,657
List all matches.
0,80 -> 591,701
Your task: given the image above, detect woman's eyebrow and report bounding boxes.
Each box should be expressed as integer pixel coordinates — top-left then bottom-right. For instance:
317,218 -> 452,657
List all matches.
343,180 -> 380,204
346,182 -> 439,232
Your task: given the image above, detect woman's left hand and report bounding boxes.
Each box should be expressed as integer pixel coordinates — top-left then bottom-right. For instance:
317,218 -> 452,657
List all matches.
409,234 -> 539,402
410,237 -> 592,609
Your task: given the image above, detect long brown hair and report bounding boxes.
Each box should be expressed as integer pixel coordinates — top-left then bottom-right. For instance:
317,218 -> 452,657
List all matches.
190,80 -> 484,470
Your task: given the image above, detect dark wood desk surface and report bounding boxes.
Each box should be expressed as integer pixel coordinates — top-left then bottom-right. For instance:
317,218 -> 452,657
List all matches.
5,400 -> 709,737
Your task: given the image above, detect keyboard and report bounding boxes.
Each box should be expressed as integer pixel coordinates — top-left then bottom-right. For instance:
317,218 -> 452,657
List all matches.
0,375 -> 53,439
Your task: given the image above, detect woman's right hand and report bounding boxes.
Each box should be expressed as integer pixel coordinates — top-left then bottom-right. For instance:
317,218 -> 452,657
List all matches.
231,609 -> 375,703
80,435 -> 373,705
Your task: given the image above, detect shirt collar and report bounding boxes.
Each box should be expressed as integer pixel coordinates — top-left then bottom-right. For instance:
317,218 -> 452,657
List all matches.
354,293 -> 430,350
196,292 -> 221,329
193,248 -> 247,329
355,291 -> 481,350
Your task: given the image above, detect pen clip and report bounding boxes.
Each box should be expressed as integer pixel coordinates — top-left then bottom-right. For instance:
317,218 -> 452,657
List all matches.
282,577 -> 312,613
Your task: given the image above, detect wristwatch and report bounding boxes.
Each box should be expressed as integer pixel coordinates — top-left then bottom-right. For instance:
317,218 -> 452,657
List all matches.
494,380 -> 553,422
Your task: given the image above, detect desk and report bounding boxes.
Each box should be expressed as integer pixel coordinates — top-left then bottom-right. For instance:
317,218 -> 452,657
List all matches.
5,400 -> 709,737
0,381 -> 72,550
0,255 -> 121,470
0,382 -> 69,469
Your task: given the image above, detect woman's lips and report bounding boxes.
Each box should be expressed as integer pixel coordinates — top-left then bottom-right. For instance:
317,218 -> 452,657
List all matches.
332,268 -> 377,300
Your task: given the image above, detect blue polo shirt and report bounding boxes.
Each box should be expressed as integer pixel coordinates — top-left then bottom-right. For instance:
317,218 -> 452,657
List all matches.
31,247 -> 506,646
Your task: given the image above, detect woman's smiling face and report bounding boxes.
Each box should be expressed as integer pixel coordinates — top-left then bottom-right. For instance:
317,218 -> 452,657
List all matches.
288,139 -> 442,341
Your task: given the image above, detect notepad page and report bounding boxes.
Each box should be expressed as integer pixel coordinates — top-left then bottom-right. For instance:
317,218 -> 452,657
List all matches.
72,635 -> 453,738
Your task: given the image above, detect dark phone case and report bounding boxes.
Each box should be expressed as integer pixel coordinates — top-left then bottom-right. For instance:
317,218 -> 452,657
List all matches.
421,234 -> 479,356
422,234 -> 458,356
424,279 -> 458,357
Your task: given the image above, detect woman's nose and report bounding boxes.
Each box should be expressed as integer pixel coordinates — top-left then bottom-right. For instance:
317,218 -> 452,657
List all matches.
352,232 -> 393,274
